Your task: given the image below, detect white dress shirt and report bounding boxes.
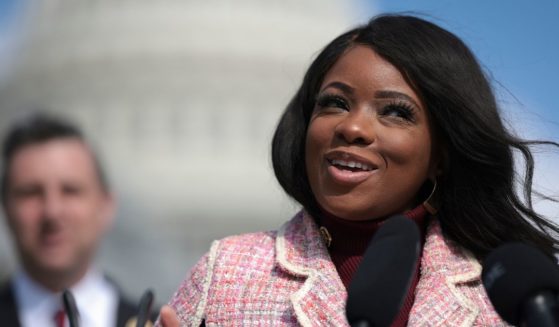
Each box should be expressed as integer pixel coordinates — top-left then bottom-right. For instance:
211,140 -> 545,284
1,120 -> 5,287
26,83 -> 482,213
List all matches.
12,268 -> 119,327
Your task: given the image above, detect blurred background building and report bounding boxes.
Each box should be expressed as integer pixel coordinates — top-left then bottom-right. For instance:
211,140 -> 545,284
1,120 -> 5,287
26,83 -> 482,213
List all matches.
0,0 -> 363,302
1,0 -> 557,305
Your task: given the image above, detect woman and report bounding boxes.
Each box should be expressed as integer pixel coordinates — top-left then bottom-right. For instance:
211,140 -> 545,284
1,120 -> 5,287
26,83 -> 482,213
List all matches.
158,14 -> 559,326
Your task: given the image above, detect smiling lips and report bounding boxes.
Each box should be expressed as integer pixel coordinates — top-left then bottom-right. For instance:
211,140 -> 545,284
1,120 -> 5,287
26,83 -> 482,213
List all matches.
326,152 -> 378,185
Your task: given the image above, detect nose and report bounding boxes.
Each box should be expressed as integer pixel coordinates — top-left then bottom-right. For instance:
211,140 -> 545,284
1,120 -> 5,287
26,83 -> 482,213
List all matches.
334,109 -> 376,145
42,189 -> 64,221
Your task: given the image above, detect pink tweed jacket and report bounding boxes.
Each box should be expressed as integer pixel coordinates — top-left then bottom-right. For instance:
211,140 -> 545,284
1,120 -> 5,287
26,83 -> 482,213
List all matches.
163,211 -> 507,326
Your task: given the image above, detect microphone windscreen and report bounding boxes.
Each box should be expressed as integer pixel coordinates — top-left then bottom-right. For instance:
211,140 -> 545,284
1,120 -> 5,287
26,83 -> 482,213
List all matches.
482,242 -> 559,324
346,214 -> 421,327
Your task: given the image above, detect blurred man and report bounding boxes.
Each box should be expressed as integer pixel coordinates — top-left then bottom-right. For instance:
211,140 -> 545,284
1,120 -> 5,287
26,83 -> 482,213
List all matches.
0,113 -> 140,327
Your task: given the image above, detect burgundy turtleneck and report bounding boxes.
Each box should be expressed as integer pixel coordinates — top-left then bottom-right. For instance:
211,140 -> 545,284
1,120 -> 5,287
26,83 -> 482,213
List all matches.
319,205 -> 428,327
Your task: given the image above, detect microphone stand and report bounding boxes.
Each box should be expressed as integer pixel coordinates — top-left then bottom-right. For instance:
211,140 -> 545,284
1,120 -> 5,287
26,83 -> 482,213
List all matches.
136,289 -> 155,327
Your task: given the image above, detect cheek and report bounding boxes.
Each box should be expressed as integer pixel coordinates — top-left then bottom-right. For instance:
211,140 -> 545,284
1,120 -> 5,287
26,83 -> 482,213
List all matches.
305,119 -> 333,163
8,201 -> 42,236
71,197 -> 109,234
305,124 -> 318,170
382,131 -> 433,172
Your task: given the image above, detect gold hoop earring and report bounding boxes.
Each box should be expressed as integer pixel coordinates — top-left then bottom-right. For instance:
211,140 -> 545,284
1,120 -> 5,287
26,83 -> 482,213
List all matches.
423,179 -> 438,215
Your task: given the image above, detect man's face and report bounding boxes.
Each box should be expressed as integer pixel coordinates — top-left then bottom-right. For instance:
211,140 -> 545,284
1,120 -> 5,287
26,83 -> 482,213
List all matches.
3,138 -> 113,279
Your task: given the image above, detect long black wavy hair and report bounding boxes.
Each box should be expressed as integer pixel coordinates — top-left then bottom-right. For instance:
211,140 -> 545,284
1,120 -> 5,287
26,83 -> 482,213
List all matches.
271,14 -> 559,259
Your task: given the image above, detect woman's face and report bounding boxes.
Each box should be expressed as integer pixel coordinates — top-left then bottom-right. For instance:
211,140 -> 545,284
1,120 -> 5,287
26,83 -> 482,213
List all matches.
305,45 -> 439,221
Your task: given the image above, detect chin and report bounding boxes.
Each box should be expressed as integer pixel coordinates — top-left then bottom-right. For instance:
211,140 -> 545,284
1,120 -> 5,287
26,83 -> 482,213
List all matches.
33,253 -> 76,273
37,260 -> 73,274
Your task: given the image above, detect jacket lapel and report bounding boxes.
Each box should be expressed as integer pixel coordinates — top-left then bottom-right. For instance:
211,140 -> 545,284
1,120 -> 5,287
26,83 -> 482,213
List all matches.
0,281 -> 22,327
276,211 -> 349,327
409,220 -> 482,327
275,213 -> 498,326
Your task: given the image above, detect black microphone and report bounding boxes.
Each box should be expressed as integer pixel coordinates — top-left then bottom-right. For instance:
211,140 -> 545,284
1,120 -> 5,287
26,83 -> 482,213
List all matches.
136,289 -> 155,327
346,214 -> 421,327
482,242 -> 559,326
62,289 -> 80,327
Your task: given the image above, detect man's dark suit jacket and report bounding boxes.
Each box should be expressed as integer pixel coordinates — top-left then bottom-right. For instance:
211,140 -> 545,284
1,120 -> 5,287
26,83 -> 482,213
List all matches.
0,280 -> 138,327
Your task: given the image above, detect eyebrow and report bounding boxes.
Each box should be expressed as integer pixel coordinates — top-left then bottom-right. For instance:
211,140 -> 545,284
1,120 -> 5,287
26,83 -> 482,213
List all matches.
320,81 -> 355,95
375,90 -> 421,109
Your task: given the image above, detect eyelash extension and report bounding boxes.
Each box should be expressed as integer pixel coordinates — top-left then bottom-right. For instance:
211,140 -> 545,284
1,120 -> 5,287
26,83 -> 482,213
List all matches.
382,101 -> 416,121
315,93 -> 349,110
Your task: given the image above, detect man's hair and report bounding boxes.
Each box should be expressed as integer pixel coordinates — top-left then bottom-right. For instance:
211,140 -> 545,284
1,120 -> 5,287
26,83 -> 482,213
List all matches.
1,112 -> 109,202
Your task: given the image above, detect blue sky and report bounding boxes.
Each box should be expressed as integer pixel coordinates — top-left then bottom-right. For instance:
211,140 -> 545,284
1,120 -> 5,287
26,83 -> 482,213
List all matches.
0,0 -> 26,85
354,0 -> 559,140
